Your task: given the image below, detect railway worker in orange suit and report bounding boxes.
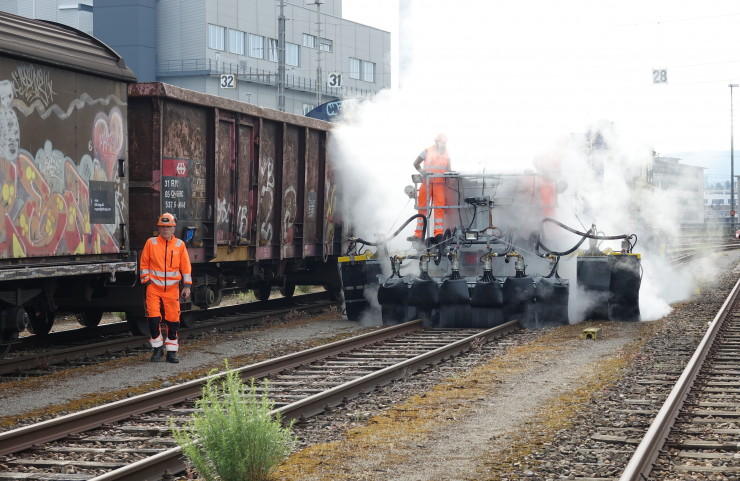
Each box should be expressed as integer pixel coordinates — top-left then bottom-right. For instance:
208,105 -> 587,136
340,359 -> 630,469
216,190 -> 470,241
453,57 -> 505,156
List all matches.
139,213 -> 192,363
408,133 -> 452,244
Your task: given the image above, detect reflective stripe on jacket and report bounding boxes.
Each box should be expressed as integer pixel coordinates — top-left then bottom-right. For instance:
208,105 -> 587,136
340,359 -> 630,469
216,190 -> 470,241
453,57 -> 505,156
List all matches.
140,235 -> 192,290
423,146 -> 450,183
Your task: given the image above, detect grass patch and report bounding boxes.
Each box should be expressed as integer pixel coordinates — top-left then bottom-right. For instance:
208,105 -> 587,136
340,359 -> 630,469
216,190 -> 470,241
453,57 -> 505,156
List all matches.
297,285 -> 313,294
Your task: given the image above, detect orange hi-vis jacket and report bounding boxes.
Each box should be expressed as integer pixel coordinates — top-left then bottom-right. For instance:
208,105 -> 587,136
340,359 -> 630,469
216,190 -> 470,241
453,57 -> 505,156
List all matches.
423,146 -> 450,183
139,235 -> 192,294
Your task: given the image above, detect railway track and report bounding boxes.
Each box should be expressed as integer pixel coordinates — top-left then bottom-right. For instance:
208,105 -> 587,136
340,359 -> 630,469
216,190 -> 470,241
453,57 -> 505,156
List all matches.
0,319 -> 519,480
0,292 -> 336,380
620,274 -> 740,479
667,238 -> 740,266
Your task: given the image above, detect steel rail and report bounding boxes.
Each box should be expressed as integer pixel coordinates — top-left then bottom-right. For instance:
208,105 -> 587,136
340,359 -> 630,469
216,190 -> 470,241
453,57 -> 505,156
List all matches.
89,319 -> 519,481
0,293 -> 333,376
14,292 -> 330,350
0,319 -> 423,457
619,275 -> 740,480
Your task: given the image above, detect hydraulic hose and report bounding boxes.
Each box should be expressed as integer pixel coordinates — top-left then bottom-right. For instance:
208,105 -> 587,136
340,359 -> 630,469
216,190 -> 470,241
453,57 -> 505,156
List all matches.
542,218 -> 630,241
536,218 -> 632,257
356,214 -> 427,246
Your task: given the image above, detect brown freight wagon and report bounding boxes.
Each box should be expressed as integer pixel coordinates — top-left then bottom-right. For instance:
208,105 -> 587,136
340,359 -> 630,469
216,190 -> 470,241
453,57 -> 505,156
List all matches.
0,12 -> 138,357
124,82 -> 343,335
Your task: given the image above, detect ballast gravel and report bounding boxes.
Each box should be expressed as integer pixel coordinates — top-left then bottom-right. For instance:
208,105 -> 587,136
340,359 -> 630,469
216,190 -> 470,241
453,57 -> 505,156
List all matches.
0,316 -> 367,420
276,251 -> 740,481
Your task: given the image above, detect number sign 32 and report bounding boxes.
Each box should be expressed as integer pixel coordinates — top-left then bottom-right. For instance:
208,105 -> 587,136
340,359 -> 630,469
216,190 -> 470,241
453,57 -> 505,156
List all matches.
652,69 -> 667,84
220,74 -> 236,89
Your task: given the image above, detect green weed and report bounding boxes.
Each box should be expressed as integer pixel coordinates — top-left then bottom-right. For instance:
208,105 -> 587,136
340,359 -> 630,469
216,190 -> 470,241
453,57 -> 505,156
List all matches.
172,361 -> 297,481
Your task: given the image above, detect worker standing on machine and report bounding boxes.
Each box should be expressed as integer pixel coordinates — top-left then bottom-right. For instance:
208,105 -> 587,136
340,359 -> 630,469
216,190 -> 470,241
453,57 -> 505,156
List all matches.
139,213 -> 192,363
408,133 -> 452,244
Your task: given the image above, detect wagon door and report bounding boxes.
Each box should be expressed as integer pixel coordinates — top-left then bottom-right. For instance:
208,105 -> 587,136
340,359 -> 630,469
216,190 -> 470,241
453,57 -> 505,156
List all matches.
303,128 -> 322,257
235,120 -> 252,244
256,119 -> 281,259
280,125 -> 305,259
215,116 -> 235,245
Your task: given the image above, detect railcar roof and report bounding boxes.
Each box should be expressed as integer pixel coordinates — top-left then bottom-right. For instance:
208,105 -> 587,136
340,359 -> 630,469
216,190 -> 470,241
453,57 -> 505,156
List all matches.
0,10 -> 137,83
129,82 -> 333,132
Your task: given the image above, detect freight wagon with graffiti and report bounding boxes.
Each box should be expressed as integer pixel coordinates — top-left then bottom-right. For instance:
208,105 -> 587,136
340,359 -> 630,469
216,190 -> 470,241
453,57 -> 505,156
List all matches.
0,12 -> 343,357
124,83 -> 342,336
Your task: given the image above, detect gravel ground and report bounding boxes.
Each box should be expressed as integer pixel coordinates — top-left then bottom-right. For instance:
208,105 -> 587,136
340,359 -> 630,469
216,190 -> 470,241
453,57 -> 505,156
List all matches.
0,316 -> 366,420
385,324 -> 644,481
475,251 -> 740,481
273,251 -> 740,481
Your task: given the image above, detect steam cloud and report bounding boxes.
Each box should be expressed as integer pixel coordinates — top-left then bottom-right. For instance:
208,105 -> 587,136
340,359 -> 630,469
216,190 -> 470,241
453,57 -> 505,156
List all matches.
330,1 -> 714,324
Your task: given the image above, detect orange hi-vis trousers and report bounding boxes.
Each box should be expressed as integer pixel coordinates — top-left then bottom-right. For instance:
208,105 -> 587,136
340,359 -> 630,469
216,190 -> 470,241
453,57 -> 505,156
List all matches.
415,182 -> 446,238
146,284 -> 181,352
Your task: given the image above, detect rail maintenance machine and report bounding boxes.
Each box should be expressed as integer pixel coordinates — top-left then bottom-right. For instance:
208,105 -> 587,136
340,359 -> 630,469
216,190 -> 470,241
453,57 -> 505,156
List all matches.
337,170 -> 642,329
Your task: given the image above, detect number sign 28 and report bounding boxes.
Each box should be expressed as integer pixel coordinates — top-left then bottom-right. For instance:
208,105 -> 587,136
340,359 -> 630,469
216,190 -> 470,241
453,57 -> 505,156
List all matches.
220,74 -> 236,89
652,69 -> 667,84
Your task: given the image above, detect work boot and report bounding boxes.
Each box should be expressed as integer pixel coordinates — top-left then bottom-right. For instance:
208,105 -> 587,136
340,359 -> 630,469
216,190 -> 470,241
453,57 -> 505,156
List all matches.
150,346 -> 164,362
166,351 -> 180,364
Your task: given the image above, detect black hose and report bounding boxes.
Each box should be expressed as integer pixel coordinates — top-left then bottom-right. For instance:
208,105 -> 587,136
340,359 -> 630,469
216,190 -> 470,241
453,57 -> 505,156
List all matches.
536,218 -> 631,257
356,214 -> 427,246
436,229 -> 452,265
542,218 -> 629,241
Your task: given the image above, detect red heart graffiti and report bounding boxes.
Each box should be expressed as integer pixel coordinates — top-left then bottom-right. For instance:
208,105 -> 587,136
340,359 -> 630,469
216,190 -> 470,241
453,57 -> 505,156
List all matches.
93,107 -> 123,181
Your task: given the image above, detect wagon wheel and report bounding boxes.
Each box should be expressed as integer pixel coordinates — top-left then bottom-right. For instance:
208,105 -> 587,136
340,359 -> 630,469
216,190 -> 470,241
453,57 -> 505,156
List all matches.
27,310 -> 55,336
0,332 -> 18,360
77,311 -> 103,328
180,310 -> 198,328
279,283 -> 295,298
253,283 -> 272,302
126,314 -> 151,337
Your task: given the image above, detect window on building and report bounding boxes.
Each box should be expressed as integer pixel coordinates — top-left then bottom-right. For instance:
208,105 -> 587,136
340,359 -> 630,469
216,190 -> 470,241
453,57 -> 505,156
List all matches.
363,61 -> 375,82
303,103 -> 316,115
228,29 -> 245,55
268,38 -> 279,62
303,34 -> 316,48
286,43 -> 300,66
349,58 -> 360,79
249,34 -> 264,59
704,199 -> 709,204
208,24 -> 225,51
320,38 -> 333,52
713,199 -> 725,205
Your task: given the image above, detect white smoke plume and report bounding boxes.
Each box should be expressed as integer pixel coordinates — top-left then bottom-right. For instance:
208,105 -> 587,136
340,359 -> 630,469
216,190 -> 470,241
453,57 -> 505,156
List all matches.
330,1 -> 720,324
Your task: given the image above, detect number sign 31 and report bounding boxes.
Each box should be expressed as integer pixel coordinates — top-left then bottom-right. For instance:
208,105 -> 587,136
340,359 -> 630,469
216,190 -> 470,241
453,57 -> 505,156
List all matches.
652,69 -> 667,84
220,74 -> 236,89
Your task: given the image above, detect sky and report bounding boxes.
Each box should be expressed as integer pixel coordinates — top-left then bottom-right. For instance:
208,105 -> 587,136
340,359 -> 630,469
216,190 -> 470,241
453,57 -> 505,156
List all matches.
341,0 -> 740,157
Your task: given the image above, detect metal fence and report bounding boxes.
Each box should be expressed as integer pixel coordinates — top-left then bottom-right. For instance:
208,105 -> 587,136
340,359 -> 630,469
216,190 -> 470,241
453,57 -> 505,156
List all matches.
156,59 -> 378,100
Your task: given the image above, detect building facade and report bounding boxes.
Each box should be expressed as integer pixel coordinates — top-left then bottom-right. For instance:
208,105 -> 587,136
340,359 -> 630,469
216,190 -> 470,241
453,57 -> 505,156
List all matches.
0,0 -> 93,35
0,0 -> 391,116
653,157 -> 705,224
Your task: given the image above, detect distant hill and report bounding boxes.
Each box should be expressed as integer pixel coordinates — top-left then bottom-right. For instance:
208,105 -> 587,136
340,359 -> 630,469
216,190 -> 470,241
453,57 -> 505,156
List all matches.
665,150 -> 737,187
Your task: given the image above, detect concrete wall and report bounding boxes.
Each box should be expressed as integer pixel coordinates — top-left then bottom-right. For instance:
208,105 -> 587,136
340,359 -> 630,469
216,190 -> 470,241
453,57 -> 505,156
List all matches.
94,0 -> 156,82
0,0 -> 94,34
